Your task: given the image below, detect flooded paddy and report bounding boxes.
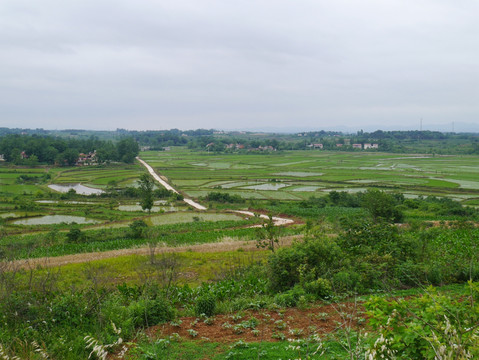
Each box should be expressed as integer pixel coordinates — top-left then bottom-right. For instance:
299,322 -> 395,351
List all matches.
48,184 -> 104,195
241,183 -> 289,191
0,212 -> 19,219
291,186 -> 323,192
12,215 -> 101,225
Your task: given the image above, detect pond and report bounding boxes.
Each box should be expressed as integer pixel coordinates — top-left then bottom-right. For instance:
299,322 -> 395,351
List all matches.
12,215 -> 101,225
48,184 -> 104,195
241,183 -> 289,191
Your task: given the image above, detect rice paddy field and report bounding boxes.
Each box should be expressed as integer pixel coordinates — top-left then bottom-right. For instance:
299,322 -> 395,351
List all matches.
140,148 -> 479,204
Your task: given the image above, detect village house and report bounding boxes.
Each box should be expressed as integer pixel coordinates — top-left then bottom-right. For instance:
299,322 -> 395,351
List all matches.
352,144 -> 362,149
76,151 -> 97,166
364,143 -> 379,149
258,145 -> 276,151
307,143 -> 323,149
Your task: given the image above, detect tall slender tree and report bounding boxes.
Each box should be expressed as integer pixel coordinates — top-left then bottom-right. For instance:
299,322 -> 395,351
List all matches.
139,173 -> 154,212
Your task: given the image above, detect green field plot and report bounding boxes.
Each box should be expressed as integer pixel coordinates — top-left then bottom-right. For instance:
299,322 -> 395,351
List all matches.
53,164 -> 144,186
146,212 -> 243,226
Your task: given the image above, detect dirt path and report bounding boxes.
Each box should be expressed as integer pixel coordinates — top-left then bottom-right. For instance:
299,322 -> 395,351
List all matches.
136,157 -> 206,210
13,235 -> 303,270
231,210 -> 295,227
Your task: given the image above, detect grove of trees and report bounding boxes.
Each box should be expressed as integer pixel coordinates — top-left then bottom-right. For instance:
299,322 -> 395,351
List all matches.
0,134 -> 139,165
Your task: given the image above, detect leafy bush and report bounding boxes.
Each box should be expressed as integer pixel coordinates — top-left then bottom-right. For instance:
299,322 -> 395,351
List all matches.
366,283 -> 479,359
205,192 -> 244,203
66,227 -> 84,243
128,298 -> 175,328
129,220 -> 148,239
361,189 -> 404,222
195,294 -> 216,317
274,286 -> 307,307
331,270 -> 361,292
303,278 -> 332,299
268,236 -> 343,292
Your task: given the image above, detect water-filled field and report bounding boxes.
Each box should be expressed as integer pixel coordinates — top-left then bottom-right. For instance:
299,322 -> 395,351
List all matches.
12,215 -> 100,225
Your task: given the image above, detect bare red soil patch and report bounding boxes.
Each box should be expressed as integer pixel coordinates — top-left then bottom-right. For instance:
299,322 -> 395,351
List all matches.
146,302 -> 365,344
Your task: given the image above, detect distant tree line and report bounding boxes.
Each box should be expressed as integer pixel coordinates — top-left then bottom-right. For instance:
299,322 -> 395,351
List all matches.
1,128 -> 478,156
0,134 -> 139,165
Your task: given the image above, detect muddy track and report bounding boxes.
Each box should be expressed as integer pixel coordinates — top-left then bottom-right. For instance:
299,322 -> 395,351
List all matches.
13,235 -> 303,270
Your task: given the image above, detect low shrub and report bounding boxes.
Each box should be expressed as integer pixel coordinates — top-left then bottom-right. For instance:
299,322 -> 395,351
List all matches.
128,298 -> 175,328
303,278 -> 332,299
195,294 -> 216,317
274,286 -> 307,307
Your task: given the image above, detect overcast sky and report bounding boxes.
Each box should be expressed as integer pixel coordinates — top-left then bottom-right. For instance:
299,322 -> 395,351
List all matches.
1,0 -> 478,132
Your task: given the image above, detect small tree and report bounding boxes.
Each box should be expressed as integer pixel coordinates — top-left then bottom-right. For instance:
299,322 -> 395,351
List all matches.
66,226 -> 83,243
139,174 -> 154,212
129,220 -> 148,239
256,214 -> 280,252
361,189 -> 403,223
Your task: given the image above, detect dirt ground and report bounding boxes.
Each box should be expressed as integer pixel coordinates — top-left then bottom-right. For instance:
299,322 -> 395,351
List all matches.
150,302 -> 364,344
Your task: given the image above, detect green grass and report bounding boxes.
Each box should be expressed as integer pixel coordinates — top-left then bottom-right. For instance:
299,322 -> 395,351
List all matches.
146,212 -> 243,226
18,249 -> 270,290
130,339 -> 346,359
